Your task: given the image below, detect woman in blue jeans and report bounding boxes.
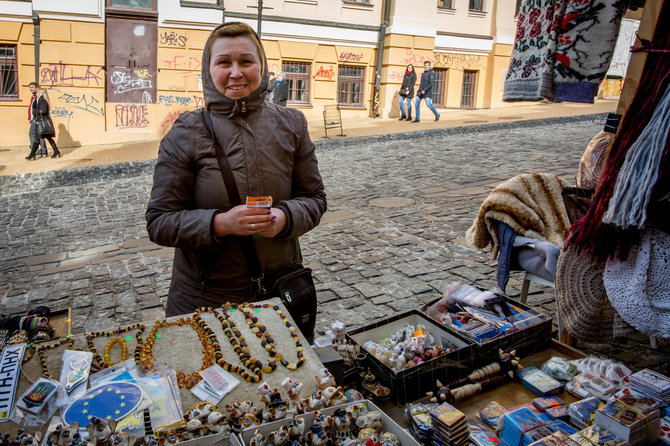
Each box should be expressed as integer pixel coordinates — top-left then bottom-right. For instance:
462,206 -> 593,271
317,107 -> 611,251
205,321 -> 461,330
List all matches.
398,64 -> 416,121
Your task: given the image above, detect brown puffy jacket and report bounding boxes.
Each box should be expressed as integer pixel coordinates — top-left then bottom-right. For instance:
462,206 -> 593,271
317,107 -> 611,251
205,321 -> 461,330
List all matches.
146,26 -> 326,316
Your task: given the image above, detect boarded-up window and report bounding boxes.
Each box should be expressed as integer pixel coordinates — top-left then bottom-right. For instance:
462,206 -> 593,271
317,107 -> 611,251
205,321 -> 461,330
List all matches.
337,65 -> 365,106
0,44 -> 19,99
461,70 -> 477,108
283,61 -> 311,104
432,68 -> 447,106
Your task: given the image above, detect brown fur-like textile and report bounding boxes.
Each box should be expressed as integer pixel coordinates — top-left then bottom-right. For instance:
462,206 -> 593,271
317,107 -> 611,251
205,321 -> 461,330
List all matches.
466,173 -> 571,259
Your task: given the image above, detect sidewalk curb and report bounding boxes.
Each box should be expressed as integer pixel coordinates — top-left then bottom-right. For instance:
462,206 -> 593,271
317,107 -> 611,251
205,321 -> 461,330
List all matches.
0,113 -> 606,197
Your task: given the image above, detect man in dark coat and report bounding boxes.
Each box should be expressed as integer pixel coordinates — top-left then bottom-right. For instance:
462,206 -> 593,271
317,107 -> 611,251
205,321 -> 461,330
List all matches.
272,71 -> 289,106
413,61 -> 440,122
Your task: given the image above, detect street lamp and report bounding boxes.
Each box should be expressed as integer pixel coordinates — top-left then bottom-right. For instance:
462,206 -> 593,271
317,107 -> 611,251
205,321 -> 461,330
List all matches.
247,0 -> 272,38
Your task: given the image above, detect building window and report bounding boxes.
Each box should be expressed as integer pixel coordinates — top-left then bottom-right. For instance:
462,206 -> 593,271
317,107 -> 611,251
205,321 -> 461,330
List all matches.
438,0 -> 454,8
0,44 -> 18,100
283,61 -> 311,104
343,0 -> 371,4
432,68 -> 447,106
469,0 -> 484,11
110,0 -> 153,8
337,65 -> 365,106
461,70 -> 477,108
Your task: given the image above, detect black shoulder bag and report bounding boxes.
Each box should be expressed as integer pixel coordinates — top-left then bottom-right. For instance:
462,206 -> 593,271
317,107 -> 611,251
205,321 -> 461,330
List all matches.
202,109 -> 317,337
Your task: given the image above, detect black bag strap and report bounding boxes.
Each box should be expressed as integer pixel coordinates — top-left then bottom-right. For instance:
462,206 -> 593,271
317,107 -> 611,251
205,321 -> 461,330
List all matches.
202,109 -> 266,296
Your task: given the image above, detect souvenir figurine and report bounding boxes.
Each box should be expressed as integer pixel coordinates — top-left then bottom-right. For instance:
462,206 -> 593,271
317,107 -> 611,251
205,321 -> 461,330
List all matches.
86,418 -> 117,446
107,432 -> 137,446
378,432 -> 399,446
355,412 -> 383,432
249,430 -> 265,446
286,416 -> 306,443
159,430 -> 180,445
206,411 -> 231,435
312,411 -> 335,430
238,413 -> 261,430
325,321 -> 346,345
315,368 -> 336,390
323,386 -> 348,407
225,400 -> 259,420
332,408 -> 355,444
11,430 -> 42,446
142,435 -> 159,446
267,396 -> 289,422
266,425 -> 290,446
182,418 -> 204,440
305,425 -> 330,446
303,391 -> 328,411
357,428 -> 378,445
281,377 -> 305,415
0,434 -> 9,446
48,423 -> 80,446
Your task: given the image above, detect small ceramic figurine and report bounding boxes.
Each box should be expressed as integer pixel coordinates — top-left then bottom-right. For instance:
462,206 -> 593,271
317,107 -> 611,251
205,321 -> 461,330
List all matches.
11,430 -> 42,446
107,432 -> 137,446
281,377 -> 305,415
303,391 -> 328,411
182,418 -> 204,440
355,412 -> 383,432
48,423 -> 80,446
266,425 -> 290,446
356,428 -> 378,445
322,386 -> 348,407
286,416 -> 306,443
86,418 -> 117,446
315,368 -> 336,390
160,430 -> 180,445
332,408 -> 355,444
312,411 -> 335,430
238,413 -> 262,430
206,411 -> 232,435
249,429 -> 265,446
305,425 -> 330,446
379,432 -> 399,446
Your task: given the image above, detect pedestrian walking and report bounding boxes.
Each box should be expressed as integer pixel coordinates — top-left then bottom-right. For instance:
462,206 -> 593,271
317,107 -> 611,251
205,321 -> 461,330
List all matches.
267,71 -> 277,102
413,61 -> 440,122
146,22 -> 326,323
399,64 -> 416,121
25,82 -> 61,160
272,71 -> 289,106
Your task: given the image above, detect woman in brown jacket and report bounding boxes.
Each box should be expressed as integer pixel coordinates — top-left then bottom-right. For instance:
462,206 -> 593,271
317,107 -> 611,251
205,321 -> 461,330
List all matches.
146,22 -> 327,316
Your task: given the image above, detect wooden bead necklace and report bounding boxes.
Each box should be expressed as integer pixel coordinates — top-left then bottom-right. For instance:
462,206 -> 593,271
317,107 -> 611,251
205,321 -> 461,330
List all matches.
209,307 -> 265,382
36,336 -> 76,379
140,316 -> 218,389
103,337 -> 128,366
86,323 -> 145,369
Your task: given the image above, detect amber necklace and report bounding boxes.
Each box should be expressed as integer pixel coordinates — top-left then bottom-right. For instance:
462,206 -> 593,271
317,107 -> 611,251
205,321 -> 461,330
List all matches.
36,336 -> 76,379
85,324 -> 145,369
140,316 -> 217,389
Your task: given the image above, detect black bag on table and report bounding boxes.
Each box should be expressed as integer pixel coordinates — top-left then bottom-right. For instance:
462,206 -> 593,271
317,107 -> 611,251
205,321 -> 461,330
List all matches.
202,110 -> 317,337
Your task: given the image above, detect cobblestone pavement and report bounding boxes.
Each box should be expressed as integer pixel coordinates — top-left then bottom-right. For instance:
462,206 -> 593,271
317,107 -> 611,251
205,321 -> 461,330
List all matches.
1,115 -> 668,374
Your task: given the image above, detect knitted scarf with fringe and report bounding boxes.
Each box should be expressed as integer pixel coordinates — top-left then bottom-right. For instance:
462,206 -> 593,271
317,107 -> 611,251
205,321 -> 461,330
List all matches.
565,3 -> 670,264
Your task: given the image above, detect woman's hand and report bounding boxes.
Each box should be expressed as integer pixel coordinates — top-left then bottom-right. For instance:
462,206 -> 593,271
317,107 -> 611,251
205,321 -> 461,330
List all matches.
213,205 -> 275,237
212,205 -> 286,237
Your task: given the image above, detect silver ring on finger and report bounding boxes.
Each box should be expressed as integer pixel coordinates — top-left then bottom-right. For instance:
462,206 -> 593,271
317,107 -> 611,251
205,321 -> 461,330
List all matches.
250,224 -> 256,230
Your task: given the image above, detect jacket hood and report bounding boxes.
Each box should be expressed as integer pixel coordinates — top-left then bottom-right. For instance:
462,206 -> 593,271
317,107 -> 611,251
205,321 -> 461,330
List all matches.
202,24 -> 270,118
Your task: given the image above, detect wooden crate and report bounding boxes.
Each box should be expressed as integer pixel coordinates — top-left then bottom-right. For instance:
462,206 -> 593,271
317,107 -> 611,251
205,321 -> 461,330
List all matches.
48,307 -> 72,340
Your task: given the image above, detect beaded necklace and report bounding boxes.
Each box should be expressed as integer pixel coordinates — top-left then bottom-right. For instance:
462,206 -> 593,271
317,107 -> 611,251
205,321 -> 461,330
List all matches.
104,337 -> 128,366
86,323 -> 145,369
140,317 -> 217,389
239,303 -> 305,370
36,336 -> 76,379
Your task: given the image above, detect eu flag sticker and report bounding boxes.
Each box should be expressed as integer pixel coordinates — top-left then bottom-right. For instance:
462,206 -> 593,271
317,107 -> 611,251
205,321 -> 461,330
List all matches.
63,382 -> 143,427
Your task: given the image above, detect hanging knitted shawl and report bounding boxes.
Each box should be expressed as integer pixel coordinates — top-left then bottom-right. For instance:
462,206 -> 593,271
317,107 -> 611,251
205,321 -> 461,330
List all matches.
565,2 -> 670,264
504,0 -> 626,103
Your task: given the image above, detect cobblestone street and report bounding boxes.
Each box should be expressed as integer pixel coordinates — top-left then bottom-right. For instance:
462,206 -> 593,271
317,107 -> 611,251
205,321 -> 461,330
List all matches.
1,115 -> 668,373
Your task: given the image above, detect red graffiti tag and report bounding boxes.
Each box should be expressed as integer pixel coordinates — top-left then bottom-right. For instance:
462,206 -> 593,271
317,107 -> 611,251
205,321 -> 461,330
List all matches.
312,65 -> 335,80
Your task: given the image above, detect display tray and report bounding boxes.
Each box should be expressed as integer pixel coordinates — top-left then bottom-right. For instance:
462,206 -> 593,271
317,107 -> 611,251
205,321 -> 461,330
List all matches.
346,310 -> 477,406
419,294 -> 552,365
237,400 -> 420,446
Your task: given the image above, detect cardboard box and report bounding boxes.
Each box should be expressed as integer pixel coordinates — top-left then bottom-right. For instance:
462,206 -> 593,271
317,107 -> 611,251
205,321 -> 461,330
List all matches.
49,307 -> 72,340
237,400 -> 420,446
346,310 -> 476,405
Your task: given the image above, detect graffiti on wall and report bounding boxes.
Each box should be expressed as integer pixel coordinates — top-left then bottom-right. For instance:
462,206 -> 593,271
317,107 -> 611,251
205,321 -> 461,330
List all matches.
58,92 -> 105,117
339,52 -> 363,62
159,31 -> 187,48
115,104 -> 150,129
313,65 -> 335,80
388,70 -> 404,80
162,56 -> 201,71
401,50 -> 485,70
161,110 -> 183,135
40,62 -> 104,88
110,71 -> 153,97
158,94 -> 205,108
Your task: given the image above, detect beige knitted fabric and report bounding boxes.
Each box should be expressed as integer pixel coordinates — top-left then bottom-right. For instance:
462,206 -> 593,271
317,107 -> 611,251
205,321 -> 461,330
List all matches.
577,130 -> 609,189
466,173 -> 571,259
555,245 -> 635,343
604,229 -> 670,338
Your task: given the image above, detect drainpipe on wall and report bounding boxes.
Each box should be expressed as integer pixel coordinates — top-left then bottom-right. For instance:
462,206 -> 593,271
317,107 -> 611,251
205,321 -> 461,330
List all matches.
371,0 -> 392,118
32,10 -> 40,83
218,0 -> 225,23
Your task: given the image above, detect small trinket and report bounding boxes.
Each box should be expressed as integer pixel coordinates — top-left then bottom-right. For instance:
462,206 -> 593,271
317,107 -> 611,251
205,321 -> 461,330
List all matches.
65,359 -> 89,394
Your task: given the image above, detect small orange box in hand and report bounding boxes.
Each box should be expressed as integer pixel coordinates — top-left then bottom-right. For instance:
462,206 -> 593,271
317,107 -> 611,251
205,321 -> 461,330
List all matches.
246,196 -> 273,208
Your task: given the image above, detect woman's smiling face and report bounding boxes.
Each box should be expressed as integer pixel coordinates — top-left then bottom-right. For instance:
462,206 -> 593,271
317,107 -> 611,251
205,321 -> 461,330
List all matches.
209,35 -> 262,99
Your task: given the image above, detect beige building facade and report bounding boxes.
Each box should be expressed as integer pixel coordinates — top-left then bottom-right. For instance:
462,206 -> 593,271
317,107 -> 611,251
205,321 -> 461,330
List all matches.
0,0 -> 519,148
